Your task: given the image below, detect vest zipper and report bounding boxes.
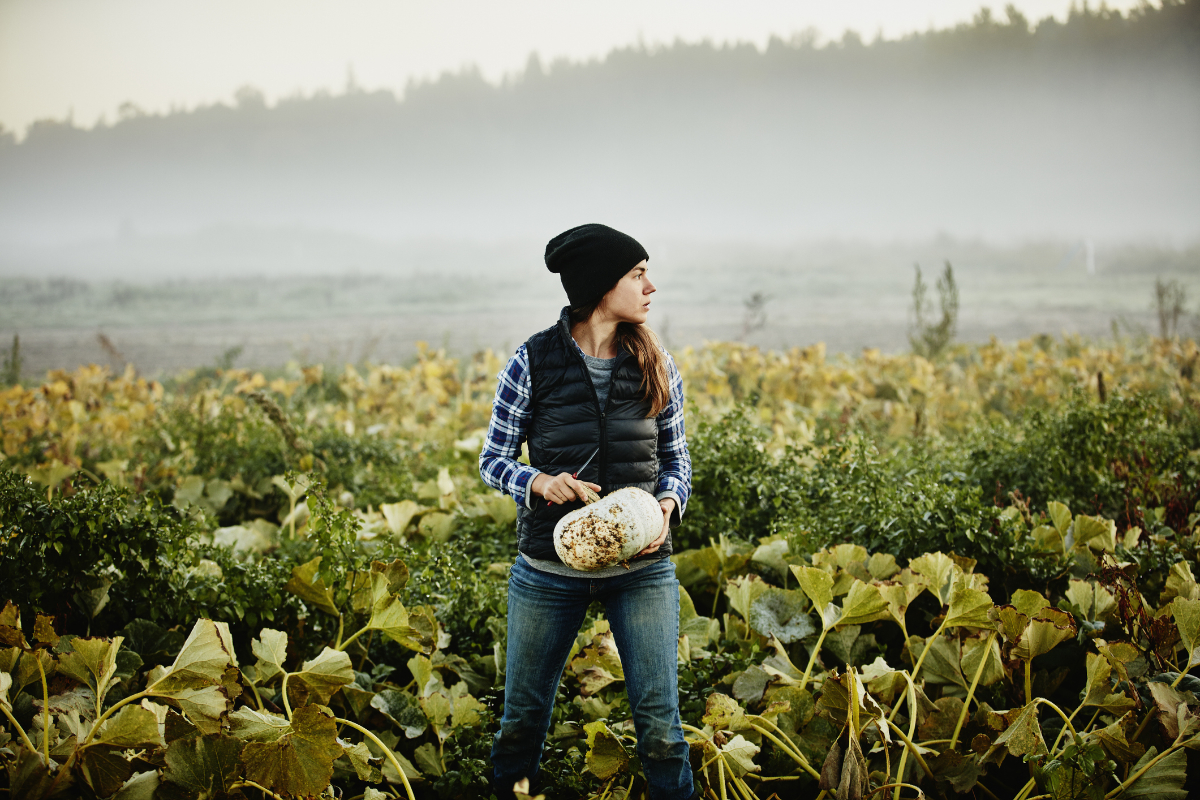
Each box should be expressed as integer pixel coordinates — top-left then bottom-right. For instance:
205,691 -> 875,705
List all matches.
564,321 -> 620,491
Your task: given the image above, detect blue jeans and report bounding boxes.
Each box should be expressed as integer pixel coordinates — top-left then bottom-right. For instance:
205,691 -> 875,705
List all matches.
491,556 -> 694,799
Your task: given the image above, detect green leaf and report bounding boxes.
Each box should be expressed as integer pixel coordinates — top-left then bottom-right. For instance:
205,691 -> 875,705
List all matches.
1081,653 -> 1136,714
725,574 -> 770,622
1066,580 -> 1116,623
146,619 -> 239,733
413,742 -> 444,777
78,744 -> 134,797
4,747 -> 56,800
824,626 -> 876,668
750,539 -> 790,582
878,580 -> 923,631
1047,502 -> 1072,535
836,580 -> 890,628
583,720 -> 630,780
569,630 -> 625,697
992,702 -> 1048,758
290,647 -> 354,706
448,682 -> 486,730
673,546 -> 722,592
58,636 -> 122,703
228,707 -> 291,742
1073,515 -> 1117,553
994,605 -> 1030,644
961,635 -> 1004,687
1011,588 -> 1050,618
945,579 -> 995,630
1125,746 -> 1188,799
160,733 -> 244,799
339,739 -> 383,783
119,619 -> 184,664
907,635 -> 967,687
748,587 -> 815,644
791,565 -> 833,617
380,501 -> 422,537
249,628 -> 288,685
910,552 -> 959,605
868,553 -> 901,580
1172,597 -> 1200,669
241,705 -> 343,798
370,689 -> 428,738
283,557 -> 339,617
1091,713 -> 1145,765
1014,608 -> 1077,661
679,586 -> 720,648
94,703 -> 161,748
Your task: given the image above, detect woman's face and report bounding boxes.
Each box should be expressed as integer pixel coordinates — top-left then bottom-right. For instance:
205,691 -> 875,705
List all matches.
597,260 -> 655,324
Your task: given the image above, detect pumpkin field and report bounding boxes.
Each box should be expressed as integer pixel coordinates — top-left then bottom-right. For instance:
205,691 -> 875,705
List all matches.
2,333 -> 1199,799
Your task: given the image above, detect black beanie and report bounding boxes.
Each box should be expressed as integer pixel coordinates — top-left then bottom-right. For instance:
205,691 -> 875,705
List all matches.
544,224 -> 649,309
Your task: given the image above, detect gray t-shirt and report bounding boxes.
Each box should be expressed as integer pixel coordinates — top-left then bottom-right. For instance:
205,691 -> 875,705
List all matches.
524,350 -> 663,578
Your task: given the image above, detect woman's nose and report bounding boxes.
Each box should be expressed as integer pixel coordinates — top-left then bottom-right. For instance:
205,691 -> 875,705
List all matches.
645,277 -> 656,293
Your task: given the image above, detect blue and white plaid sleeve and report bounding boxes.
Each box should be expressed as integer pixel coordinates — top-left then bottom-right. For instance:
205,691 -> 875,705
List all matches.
478,345 -> 542,509
655,350 -> 691,527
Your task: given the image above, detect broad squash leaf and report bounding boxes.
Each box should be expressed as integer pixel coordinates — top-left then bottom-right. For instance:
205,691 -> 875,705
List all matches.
241,705 -> 342,798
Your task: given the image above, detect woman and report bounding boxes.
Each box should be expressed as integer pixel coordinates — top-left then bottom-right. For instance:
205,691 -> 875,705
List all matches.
478,223 -> 695,799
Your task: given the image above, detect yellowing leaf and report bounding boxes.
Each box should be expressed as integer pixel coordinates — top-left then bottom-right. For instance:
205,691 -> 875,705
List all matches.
836,580 -> 890,628
1047,502 -> 1072,535
1074,515 -> 1117,553
94,703 -> 161,749
1013,608 -> 1077,661
945,579 -> 995,630
1081,652 -> 1136,714
250,628 -> 288,685
724,574 -> 770,622
59,636 -> 123,705
702,692 -> 751,732
291,647 -> 354,706
791,565 -> 833,615
992,702 -> 1048,758
146,619 -> 239,733
583,720 -> 629,780
1010,589 -> 1050,618
910,552 -> 959,605
1172,597 -> 1200,669
242,705 -> 343,798
283,557 -> 339,617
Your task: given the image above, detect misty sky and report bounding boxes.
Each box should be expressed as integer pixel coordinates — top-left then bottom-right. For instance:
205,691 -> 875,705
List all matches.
0,0 -> 1146,134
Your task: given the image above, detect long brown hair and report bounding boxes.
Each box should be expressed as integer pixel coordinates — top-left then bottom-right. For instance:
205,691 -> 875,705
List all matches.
569,301 -> 671,418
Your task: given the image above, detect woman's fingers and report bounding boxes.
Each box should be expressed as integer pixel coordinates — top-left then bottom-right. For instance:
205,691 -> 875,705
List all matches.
637,508 -> 672,556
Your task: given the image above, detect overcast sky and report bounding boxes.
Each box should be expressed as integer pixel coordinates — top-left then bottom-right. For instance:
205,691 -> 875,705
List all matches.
0,0 -> 1146,135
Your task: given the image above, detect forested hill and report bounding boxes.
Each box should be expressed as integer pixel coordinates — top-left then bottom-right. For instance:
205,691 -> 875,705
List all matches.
1,2 -> 1198,253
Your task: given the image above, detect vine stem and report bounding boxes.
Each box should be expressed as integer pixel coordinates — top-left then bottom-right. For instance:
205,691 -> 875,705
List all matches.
281,673 -> 293,720
950,631 -> 997,750
1031,698 -> 1078,741
338,625 -> 370,652
798,626 -> 831,692
717,753 -> 727,800
888,616 -> 948,723
1170,664 -> 1195,689
1048,700 -> 1087,756
892,672 -> 921,800
231,779 -> 287,799
1025,660 -> 1033,706
79,690 -> 149,747
747,712 -> 820,776
336,717 -> 417,800
35,653 -> 50,761
884,718 -> 934,781
868,783 -> 927,799
1,701 -> 38,754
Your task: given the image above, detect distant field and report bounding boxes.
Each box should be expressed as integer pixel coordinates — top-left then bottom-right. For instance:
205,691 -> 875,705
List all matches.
1,238 -> 1194,377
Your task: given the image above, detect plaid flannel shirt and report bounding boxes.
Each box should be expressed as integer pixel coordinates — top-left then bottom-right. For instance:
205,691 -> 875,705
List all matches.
478,340 -> 691,519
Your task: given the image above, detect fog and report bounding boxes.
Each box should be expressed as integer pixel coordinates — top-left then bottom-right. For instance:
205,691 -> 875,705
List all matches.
1,4 -> 1197,371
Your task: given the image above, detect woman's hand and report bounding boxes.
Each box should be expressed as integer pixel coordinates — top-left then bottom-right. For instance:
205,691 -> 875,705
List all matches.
531,472 -> 601,505
637,497 -> 675,557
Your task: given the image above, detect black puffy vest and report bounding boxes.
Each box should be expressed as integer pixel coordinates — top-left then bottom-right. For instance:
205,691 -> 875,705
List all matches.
515,307 -> 666,562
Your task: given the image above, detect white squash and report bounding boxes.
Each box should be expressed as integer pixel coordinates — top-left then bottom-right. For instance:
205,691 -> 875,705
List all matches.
553,487 -> 663,571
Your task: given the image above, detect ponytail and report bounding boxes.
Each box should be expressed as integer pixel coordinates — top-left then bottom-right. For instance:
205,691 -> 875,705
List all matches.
569,303 -> 671,418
